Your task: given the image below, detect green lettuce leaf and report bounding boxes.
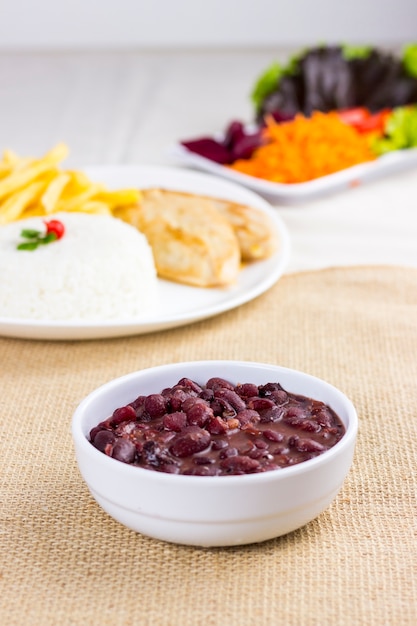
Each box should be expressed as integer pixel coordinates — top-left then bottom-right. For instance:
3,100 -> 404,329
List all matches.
403,43 -> 417,77
251,62 -> 283,112
342,44 -> 373,61
372,105 -> 417,155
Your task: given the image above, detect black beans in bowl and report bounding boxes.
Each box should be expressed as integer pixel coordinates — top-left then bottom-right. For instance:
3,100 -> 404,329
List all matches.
89,376 -> 345,476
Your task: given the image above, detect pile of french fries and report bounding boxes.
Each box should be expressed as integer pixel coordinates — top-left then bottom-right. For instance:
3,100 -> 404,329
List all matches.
0,143 -> 140,225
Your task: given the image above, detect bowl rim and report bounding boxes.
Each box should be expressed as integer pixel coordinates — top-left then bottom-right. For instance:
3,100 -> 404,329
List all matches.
72,359 -> 358,485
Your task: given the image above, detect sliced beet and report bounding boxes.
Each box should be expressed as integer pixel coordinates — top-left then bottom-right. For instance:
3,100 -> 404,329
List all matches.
230,132 -> 265,160
222,120 -> 246,149
180,137 -> 232,164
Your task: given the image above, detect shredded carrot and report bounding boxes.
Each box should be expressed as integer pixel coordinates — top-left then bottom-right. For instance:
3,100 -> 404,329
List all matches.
229,111 -> 377,184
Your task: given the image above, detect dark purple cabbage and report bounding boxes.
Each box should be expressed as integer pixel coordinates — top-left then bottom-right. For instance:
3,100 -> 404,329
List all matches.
256,45 -> 417,122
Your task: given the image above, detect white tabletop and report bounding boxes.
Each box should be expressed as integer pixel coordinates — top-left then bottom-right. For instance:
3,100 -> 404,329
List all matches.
1,49 -> 416,275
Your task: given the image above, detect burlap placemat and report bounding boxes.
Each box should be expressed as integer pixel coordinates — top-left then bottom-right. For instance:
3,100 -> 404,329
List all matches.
1,266 -> 416,626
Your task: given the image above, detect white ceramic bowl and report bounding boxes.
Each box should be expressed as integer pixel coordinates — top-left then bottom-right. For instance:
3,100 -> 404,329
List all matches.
72,360 -> 358,547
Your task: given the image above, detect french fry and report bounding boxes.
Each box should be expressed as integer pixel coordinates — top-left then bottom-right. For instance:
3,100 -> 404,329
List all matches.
0,143 -> 141,225
0,180 -> 47,224
65,170 -> 91,192
1,150 -> 33,173
56,183 -> 105,212
2,149 -> 20,166
0,150 -> 26,179
41,172 -> 71,213
96,188 -> 141,208
0,163 -> 12,179
12,158 -> 35,173
0,143 -> 68,201
0,162 -> 56,202
43,143 -> 68,163
77,201 -> 112,215
17,204 -> 47,220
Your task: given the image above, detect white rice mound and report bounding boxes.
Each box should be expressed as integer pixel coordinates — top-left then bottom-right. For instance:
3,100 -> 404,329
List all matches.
0,212 -> 159,321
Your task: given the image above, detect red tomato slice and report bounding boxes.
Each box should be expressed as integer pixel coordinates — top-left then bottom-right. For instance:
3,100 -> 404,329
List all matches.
338,107 -> 391,135
44,219 -> 65,240
338,107 -> 370,126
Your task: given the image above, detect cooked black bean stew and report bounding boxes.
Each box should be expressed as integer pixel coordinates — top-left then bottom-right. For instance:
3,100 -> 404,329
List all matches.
89,377 -> 345,476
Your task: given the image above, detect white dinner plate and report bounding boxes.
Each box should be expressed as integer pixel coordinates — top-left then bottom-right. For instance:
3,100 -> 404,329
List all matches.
0,165 -> 290,341
170,143 -> 417,205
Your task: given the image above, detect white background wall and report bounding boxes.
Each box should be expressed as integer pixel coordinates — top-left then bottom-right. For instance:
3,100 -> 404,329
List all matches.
0,0 -> 416,49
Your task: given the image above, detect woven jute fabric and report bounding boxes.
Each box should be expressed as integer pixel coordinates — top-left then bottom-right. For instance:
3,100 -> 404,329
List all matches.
1,266 -> 416,626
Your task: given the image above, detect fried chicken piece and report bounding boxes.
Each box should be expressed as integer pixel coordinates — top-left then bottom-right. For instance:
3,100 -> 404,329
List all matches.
114,188 -> 241,287
209,197 -> 279,261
